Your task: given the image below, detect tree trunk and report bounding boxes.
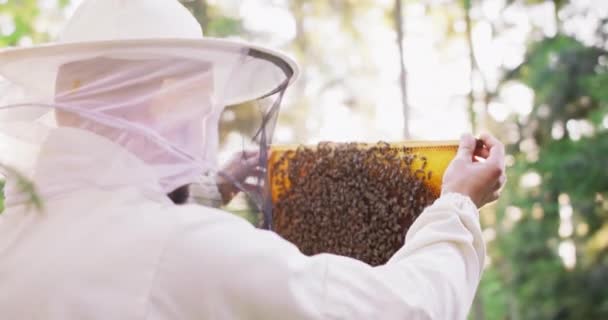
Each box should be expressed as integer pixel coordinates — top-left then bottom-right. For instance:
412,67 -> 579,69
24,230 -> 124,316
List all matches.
181,0 -> 208,32
464,0 -> 478,133
193,0 -> 209,32
394,0 -> 410,139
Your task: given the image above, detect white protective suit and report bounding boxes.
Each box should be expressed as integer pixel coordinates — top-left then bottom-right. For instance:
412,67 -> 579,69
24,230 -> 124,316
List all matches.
0,127 -> 485,320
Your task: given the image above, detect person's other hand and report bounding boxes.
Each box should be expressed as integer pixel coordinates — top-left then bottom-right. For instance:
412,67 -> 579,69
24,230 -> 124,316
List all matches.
216,150 -> 263,204
441,133 -> 507,208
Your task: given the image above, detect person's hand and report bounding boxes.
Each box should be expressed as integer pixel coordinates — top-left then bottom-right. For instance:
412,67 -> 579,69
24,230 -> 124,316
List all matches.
216,150 -> 263,204
441,133 -> 506,208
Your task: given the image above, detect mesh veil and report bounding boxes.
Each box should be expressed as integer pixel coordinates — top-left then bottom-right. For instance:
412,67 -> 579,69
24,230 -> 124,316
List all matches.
0,44 -> 294,229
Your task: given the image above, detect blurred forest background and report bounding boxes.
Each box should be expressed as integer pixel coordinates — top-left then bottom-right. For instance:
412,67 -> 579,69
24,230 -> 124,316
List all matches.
1,0 -> 607,319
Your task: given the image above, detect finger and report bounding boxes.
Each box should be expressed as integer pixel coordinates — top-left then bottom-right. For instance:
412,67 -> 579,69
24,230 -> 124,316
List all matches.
474,146 -> 490,159
243,150 -> 259,158
254,166 -> 267,174
499,173 -> 507,188
239,154 -> 260,168
491,172 -> 506,188
233,149 -> 258,159
492,189 -> 502,201
249,167 -> 267,180
456,133 -> 477,161
479,133 -> 505,165
242,182 -> 263,194
236,150 -> 259,161
481,192 -> 500,207
473,156 -> 483,163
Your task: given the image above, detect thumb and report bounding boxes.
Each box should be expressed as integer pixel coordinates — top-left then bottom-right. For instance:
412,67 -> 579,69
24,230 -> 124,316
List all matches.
456,133 -> 476,161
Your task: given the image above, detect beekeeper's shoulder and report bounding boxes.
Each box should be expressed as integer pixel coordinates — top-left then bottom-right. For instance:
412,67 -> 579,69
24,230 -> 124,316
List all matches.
165,203 -> 254,231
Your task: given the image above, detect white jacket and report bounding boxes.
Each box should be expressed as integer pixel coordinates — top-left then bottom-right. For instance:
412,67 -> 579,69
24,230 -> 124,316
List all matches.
0,128 -> 485,319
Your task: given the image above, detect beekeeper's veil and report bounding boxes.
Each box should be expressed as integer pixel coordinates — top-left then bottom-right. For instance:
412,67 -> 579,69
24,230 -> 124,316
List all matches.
0,0 -> 297,225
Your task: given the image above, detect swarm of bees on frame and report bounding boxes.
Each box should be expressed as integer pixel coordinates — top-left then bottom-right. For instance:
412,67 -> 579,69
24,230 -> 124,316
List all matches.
271,142 -> 437,266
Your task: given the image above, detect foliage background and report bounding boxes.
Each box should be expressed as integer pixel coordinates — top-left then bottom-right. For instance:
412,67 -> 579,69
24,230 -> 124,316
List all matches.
1,0 -> 607,318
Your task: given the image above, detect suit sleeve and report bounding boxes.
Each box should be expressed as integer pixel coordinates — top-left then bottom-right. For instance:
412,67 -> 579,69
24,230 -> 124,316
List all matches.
150,192 -> 485,320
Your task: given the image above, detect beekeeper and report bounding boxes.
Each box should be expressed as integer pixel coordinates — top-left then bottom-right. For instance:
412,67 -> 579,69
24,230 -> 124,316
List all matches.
0,0 -> 506,319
